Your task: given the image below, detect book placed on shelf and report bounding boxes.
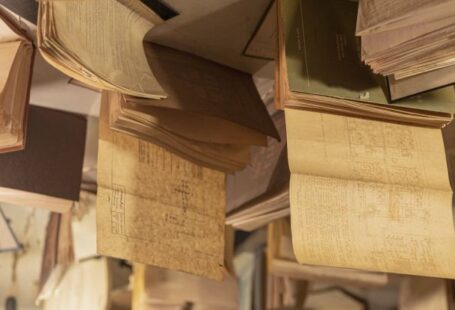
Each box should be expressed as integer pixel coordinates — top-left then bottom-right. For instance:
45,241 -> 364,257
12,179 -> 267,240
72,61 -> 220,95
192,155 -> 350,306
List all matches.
286,107 -> 455,278
0,106 -> 86,212
107,43 -> 279,172
276,0 -> 455,127
357,0 -> 455,100
267,218 -> 390,288
0,7 -> 34,152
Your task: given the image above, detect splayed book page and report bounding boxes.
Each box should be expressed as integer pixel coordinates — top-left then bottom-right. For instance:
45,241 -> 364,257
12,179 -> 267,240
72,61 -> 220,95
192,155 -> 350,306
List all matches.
286,108 -> 455,278
97,94 -> 226,280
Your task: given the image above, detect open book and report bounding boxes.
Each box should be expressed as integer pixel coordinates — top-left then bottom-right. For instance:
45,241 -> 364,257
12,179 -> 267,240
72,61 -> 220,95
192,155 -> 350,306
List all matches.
286,108 -> 455,278
37,0 -> 166,99
276,0 -> 455,127
99,92 -> 286,279
107,43 -> 279,172
98,94 -> 227,280
0,8 -> 34,152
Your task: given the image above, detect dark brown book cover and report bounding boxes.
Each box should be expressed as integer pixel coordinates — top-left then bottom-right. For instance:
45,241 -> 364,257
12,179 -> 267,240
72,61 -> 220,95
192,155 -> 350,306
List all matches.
0,106 -> 86,201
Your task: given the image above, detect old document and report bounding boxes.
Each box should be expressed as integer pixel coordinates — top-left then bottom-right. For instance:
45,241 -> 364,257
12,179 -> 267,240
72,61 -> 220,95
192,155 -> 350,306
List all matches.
39,0 -> 165,99
97,94 -> 226,280
286,108 -> 455,278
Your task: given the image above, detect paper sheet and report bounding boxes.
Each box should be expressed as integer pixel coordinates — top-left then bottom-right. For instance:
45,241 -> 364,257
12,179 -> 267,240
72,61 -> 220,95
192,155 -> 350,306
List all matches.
286,108 -> 455,278
97,94 -> 226,280
46,0 -> 165,98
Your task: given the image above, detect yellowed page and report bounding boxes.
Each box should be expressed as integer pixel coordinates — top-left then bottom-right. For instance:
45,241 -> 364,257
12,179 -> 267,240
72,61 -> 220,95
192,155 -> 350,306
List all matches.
43,0 -> 165,98
97,94 -> 226,280
356,0 -> 450,35
286,109 -> 455,278
269,218 -> 389,287
286,109 -> 450,190
291,174 -> 455,277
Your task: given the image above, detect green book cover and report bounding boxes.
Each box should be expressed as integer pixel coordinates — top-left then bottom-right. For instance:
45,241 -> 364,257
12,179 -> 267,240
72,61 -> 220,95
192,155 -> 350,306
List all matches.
283,0 -> 455,113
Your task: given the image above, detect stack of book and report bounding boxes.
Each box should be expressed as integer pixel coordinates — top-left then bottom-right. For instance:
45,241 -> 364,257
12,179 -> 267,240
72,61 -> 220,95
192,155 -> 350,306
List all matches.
357,0 -> 455,100
276,0 -> 455,126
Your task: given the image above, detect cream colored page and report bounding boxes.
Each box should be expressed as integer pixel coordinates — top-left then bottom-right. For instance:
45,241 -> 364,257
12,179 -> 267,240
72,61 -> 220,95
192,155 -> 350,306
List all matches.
286,109 -> 455,277
285,109 -> 451,191
0,212 -> 18,250
291,174 -> 455,278
361,16 -> 455,59
97,99 -> 226,280
244,1 -> 277,60
50,0 -> 165,98
0,41 -> 20,94
356,0 -> 448,34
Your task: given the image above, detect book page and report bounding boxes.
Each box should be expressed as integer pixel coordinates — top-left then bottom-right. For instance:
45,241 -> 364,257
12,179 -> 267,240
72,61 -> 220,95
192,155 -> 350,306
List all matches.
244,1 -> 277,60
291,174 -> 455,278
226,111 -> 288,212
131,43 -> 279,141
356,0 -> 449,35
286,109 -> 455,278
286,109 -> 451,190
97,94 -> 226,280
46,0 -> 165,98
0,41 -> 19,97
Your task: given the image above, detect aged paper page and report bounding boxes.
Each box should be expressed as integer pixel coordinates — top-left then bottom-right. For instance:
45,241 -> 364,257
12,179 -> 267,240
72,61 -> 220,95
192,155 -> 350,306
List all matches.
286,109 -> 451,189
43,0 -> 165,98
244,1 -> 277,60
97,94 -> 226,280
291,175 -> 455,277
356,0 -> 450,35
286,109 -> 455,278
0,41 -> 19,96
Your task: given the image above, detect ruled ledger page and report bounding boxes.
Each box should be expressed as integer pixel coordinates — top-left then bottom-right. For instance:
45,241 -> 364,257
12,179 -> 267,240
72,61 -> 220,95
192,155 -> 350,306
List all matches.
286,108 -> 455,278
